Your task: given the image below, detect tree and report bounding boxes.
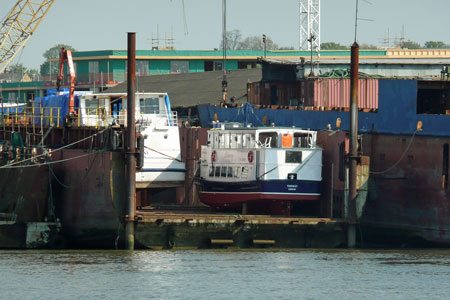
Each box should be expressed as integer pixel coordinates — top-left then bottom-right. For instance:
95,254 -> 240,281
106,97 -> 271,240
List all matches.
278,46 -> 295,50
220,29 -> 242,50
359,43 -> 378,50
424,41 -> 447,49
8,63 -> 27,76
397,39 -> 421,49
320,42 -> 348,50
40,44 -> 76,75
237,35 -> 279,50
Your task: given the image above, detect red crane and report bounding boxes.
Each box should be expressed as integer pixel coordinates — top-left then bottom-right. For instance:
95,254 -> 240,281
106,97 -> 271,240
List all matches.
56,47 -> 77,116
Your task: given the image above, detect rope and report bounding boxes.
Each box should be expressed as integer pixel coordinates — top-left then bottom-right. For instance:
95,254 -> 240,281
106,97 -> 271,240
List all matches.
370,130 -> 418,174
144,145 -> 182,162
49,165 -> 72,189
0,150 -> 104,169
0,127 -> 110,169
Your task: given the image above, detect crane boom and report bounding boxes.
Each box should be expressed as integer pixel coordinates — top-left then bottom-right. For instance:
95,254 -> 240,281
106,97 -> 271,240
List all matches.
0,0 -> 55,73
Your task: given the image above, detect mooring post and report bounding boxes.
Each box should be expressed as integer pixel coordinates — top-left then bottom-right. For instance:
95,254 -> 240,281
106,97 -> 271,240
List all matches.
125,32 -> 137,250
348,42 -> 359,248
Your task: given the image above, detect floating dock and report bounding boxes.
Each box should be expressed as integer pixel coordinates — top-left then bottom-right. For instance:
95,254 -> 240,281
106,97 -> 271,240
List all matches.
134,210 -> 348,249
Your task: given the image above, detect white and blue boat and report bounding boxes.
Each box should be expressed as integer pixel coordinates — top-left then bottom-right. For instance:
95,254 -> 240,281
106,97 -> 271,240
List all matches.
199,125 -> 322,215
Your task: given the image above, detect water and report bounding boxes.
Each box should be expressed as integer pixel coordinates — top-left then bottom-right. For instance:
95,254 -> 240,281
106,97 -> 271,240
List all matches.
1,249 -> 449,300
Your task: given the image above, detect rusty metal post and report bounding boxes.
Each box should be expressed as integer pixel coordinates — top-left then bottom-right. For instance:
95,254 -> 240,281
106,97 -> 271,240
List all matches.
125,32 -> 137,250
348,42 -> 359,248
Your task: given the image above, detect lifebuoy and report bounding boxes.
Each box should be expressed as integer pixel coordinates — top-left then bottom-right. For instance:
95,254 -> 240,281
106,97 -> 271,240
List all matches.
248,151 -> 254,163
211,150 -> 217,162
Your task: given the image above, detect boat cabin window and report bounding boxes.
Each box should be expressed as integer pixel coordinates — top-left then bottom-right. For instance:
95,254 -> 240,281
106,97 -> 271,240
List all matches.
258,132 -> 277,148
294,133 -> 312,148
220,166 -> 227,177
242,133 -> 255,148
227,167 -> 233,177
209,166 -> 214,177
241,167 -> 249,178
85,98 -> 107,117
139,97 -> 160,114
286,151 -> 302,163
214,166 -> 220,177
233,167 -> 241,178
230,133 -> 243,148
417,81 -> 450,115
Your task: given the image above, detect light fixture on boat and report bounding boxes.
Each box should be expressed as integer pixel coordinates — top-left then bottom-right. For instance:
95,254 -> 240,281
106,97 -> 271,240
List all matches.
417,121 -> 423,131
336,117 -> 342,129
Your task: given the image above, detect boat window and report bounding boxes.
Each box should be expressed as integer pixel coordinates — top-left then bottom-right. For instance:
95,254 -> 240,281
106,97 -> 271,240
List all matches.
294,133 -> 311,148
208,132 -> 213,146
213,133 -> 219,148
209,166 -> 214,177
286,151 -> 302,163
140,98 -> 160,114
227,167 -> 233,177
243,133 -> 249,148
417,81 -> 450,115
241,167 -> 249,178
230,133 -> 242,148
215,166 -> 221,177
249,134 -> 255,148
258,132 -> 278,148
218,133 -> 225,148
221,166 -> 227,177
235,134 -> 243,148
233,167 -> 240,178
85,98 -> 100,115
224,133 -> 230,148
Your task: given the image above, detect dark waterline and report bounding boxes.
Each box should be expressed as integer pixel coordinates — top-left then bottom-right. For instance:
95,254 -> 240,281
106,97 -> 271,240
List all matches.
1,249 -> 449,300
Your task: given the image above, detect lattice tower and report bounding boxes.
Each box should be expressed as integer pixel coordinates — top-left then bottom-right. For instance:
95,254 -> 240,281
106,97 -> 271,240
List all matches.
299,0 -> 320,50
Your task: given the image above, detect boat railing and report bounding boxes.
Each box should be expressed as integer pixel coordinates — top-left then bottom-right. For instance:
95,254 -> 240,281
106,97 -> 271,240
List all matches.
0,106 -> 178,129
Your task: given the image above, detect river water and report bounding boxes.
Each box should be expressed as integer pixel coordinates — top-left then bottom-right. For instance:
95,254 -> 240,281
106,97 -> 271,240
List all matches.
0,249 -> 449,300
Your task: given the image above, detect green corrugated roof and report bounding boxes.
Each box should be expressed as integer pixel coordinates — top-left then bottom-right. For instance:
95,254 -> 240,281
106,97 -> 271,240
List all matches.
0,81 -> 44,88
71,49 -> 387,58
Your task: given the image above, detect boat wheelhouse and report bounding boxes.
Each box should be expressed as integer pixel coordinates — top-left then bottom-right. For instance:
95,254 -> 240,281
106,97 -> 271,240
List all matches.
79,92 -> 185,188
199,126 -> 323,215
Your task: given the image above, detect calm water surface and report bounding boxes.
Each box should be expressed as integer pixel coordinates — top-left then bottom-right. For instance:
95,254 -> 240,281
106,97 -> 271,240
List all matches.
0,249 -> 449,300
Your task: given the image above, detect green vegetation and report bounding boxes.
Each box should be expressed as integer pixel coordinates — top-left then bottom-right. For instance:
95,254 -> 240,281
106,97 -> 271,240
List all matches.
40,44 -> 76,76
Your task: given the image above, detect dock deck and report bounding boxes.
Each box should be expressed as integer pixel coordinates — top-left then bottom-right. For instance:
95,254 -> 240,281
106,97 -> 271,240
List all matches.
135,210 -> 348,249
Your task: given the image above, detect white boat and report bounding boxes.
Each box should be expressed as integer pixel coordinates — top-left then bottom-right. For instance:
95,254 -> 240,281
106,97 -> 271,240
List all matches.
79,92 -> 185,188
199,125 -> 323,215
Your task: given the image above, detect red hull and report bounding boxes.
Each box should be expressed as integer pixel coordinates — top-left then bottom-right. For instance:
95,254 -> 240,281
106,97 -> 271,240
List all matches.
200,192 -> 320,206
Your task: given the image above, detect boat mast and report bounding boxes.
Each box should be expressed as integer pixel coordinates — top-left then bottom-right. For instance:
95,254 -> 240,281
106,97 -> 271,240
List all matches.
221,0 -> 228,104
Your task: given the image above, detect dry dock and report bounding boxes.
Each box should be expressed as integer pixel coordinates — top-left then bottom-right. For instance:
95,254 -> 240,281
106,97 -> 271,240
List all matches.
134,210 -> 347,249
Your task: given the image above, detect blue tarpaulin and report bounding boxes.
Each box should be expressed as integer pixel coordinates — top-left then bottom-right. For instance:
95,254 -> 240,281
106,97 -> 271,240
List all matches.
33,93 -> 79,126
0,104 -> 26,115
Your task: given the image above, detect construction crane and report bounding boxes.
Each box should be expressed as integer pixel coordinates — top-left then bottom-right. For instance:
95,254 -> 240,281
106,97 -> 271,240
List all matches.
0,0 -> 55,74
56,47 -> 76,116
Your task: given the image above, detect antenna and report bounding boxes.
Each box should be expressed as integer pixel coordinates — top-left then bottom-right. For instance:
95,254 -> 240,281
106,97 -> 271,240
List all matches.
299,0 -> 320,50
354,0 -> 359,42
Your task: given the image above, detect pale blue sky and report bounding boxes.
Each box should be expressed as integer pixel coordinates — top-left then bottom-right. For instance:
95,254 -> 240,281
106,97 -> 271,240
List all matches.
1,0 -> 449,70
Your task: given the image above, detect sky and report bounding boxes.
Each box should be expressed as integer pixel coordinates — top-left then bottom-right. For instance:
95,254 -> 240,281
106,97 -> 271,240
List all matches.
1,0 -> 450,70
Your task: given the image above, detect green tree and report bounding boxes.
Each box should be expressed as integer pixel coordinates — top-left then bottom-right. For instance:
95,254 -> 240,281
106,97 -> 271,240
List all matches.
40,44 -> 76,75
220,29 -> 242,50
397,39 -> 421,49
278,46 -> 295,50
424,41 -> 447,49
320,42 -> 348,50
359,43 -> 378,49
8,63 -> 27,76
237,35 -> 278,50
